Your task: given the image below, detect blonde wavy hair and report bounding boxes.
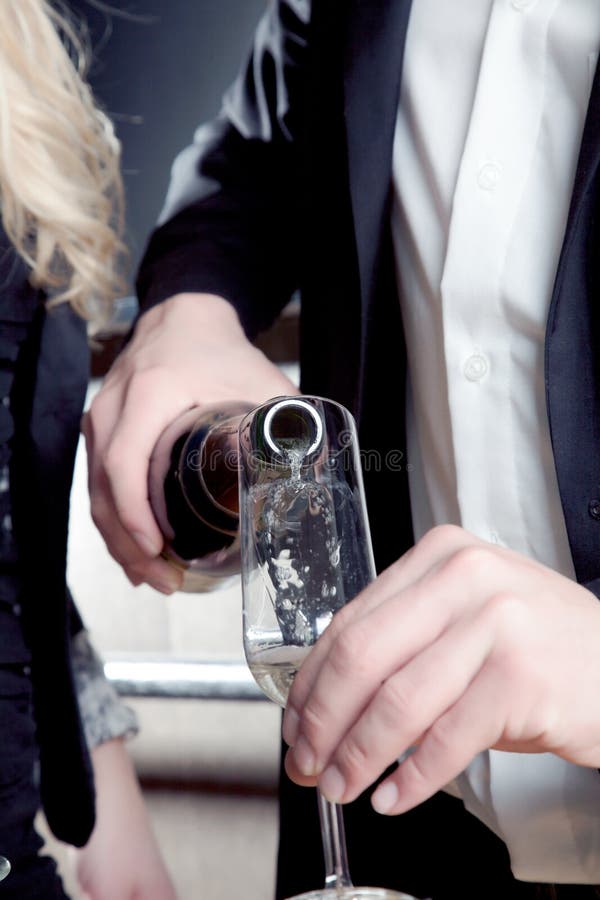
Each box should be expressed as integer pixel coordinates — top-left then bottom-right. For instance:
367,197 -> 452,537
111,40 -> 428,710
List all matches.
0,0 -> 125,322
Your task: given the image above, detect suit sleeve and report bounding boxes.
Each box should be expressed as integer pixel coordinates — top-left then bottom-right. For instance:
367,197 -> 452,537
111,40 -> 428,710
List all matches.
136,0 -> 312,339
584,578 -> 600,600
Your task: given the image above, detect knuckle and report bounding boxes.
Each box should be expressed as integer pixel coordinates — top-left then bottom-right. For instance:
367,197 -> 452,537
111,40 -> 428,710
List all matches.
301,696 -> 330,744
328,621 -> 375,683
86,391 -> 105,420
337,732 -> 370,779
483,590 -> 528,640
101,442 -> 125,479
88,490 -> 108,530
322,603 -> 354,644
400,748 -> 432,798
397,746 -> 433,805
331,601 -> 356,631
423,523 -> 464,551
80,410 -> 91,437
444,544 -> 494,580
89,503 -> 104,532
87,382 -> 117,420
289,661 -> 310,698
376,676 -> 416,730
118,510 -> 145,540
426,713 -> 456,758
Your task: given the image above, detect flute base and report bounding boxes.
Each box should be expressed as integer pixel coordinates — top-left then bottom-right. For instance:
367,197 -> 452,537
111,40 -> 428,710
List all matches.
285,888 -> 418,899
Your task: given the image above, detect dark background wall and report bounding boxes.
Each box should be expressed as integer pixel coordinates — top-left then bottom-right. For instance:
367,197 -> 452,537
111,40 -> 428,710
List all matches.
70,0 -> 265,280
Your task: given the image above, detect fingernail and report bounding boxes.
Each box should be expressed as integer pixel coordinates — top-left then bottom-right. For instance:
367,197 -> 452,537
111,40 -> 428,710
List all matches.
293,736 -> 316,776
283,707 -> 300,746
319,765 -> 345,803
372,780 -> 398,814
152,573 -> 182,594
132,531 -> 161,558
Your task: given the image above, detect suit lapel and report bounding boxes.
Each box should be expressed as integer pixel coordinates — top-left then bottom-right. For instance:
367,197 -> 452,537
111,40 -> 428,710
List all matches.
545,57 -> 600,585
553,56 -> 600,285
343,0 -> 413,316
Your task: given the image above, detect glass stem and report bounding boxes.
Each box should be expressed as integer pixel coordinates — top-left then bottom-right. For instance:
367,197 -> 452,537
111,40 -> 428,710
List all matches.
317,788 -> 353,890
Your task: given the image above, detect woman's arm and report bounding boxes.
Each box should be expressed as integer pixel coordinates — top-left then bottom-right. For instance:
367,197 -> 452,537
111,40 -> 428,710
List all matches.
75,738 -> 176,900
69,628 -> 176,899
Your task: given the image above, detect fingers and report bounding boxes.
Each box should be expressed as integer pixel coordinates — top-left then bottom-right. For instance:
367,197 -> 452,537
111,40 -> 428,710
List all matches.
282,531 -> 533,809
283,523 -> 600,814
283,525 -> 485,748
87,456 -> 182,593
92,372 -> 181,548
283,752 -> 319,787
84,292 -> 301,593
84,371 -> 190,592
309,601 -> 497,805
284,580 -> 452,775
371,664 -> 506,815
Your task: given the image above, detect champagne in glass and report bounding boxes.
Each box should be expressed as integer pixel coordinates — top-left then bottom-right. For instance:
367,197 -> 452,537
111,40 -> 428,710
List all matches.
239,396 -> 419,900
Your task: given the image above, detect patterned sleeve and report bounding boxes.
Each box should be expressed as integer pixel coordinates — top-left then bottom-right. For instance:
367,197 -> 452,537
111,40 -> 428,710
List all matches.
70,629 -> 138,750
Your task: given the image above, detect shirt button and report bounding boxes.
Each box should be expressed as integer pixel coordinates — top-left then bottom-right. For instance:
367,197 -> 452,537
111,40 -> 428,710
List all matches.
463,354 -> 489,382
511,0 -> 535,9
0,856 -> 10,881
589,499 -> 600,521
477,162 -> 502,191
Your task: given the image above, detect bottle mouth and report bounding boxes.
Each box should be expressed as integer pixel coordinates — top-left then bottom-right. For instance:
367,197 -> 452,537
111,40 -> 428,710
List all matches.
261,398 -> 324,460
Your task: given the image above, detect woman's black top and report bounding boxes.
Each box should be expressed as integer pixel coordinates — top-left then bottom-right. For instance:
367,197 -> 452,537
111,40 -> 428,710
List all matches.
0,231 -> 95,847
0,256 -> 41,665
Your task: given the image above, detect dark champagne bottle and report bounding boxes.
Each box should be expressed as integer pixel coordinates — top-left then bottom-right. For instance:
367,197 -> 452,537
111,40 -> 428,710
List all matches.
148,396 -> 324,592
148,402 -> 252,591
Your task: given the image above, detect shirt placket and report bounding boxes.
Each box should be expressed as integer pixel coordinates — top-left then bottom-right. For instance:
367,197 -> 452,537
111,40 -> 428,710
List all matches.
439,0 -> 556,547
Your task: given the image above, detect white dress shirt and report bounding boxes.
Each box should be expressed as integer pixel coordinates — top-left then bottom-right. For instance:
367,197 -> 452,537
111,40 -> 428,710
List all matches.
391,0 -> 600,883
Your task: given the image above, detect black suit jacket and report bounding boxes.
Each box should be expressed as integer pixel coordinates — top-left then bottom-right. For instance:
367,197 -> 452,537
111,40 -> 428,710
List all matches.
137,2 -> 600,894
138,0 -> 600,592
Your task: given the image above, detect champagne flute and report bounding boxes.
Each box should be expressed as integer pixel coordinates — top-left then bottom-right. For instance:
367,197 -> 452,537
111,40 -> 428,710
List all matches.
239,396 -> 418,900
